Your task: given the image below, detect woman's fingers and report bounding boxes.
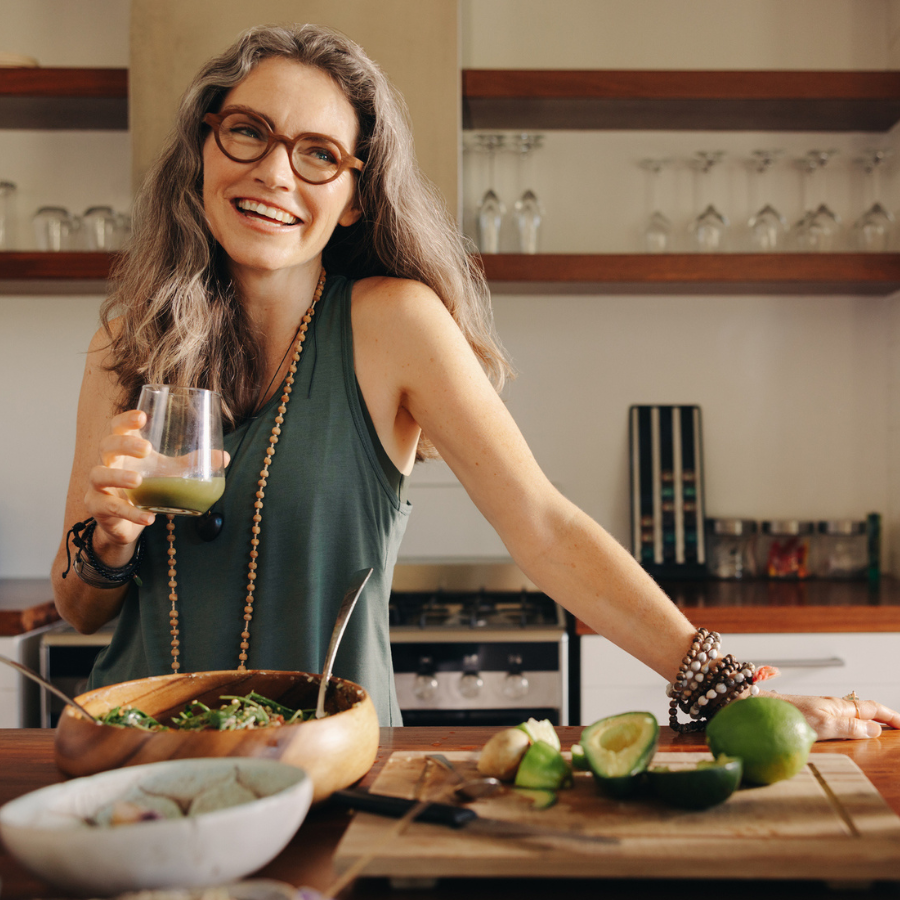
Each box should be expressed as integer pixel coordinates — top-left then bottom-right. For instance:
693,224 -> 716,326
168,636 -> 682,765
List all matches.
776,692 -> 899,741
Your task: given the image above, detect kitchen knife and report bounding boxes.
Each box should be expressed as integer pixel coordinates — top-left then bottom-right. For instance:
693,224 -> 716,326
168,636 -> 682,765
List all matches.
330,789 -> 618,845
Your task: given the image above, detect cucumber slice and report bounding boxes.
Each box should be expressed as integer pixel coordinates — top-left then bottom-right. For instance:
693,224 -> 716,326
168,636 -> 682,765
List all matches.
514,740 -> 573,790
581,711 -> 659,784
648,755 -> 743,809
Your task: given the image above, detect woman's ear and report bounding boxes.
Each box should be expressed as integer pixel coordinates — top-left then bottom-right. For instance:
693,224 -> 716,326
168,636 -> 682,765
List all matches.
338,193 -> 362,228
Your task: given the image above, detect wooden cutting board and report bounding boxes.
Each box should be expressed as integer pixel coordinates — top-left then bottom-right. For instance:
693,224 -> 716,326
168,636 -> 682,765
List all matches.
333,751 -> 900,882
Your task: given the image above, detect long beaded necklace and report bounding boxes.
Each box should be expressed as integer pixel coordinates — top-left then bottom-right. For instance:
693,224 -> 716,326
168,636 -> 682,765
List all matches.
165,268 -> 327,673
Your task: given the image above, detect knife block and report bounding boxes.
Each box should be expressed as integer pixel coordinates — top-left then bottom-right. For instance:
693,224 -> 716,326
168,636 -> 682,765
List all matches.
629,405 -> 707,579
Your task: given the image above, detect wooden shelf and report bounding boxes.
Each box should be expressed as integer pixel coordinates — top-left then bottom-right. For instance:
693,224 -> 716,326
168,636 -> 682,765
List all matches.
463,69 -> 900,131
0,252 -> 115,294
480,253 -> 900,295
0,67 -> 128,129
576,577 -> 900,634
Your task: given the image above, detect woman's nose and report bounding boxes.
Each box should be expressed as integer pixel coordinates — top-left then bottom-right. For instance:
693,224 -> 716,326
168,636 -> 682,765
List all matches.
251,143 -> 296,188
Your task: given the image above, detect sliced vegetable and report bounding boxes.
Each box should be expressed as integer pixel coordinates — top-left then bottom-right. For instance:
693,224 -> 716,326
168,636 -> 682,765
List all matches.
570,742 -> 590,771
648,755 -> 743,810
581,711 -> 659,797
514,740 -> 572,791
477,727 -> 532,781
517,717 -> 561,750
512,788 -> 558,810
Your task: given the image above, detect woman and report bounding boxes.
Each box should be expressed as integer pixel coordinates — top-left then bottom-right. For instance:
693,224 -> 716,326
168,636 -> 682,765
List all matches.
52,23 -> 899,737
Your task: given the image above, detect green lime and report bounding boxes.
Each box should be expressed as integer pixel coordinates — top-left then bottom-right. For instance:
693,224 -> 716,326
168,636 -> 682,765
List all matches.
706,696 -> 816,785
514,739 -> 572,790
648,755 -> 743,809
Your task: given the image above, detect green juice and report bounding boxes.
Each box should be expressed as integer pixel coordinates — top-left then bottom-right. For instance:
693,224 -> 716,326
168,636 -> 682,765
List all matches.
127,476 -> 225,516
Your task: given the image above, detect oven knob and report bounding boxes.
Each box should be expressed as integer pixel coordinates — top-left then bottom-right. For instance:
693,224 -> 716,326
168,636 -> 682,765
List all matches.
503,672 -> 529,700
458,672 -> 484,699
414,673 -> 439,701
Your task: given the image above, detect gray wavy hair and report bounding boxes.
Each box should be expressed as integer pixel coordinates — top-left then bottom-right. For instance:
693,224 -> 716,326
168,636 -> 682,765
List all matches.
101,23 -> 511,458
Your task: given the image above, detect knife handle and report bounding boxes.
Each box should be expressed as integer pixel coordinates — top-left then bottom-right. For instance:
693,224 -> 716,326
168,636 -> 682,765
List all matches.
330,790 -> 477,827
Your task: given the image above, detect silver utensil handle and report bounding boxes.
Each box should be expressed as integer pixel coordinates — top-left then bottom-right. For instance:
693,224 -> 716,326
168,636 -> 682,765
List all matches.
758,657 -> 846,669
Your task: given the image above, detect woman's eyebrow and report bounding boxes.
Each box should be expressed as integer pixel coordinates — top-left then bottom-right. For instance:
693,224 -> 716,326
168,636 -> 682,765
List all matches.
221,104 -> 277,130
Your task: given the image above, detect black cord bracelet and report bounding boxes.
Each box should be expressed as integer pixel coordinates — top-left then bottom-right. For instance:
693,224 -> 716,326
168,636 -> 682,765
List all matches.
62,518 -> 146,589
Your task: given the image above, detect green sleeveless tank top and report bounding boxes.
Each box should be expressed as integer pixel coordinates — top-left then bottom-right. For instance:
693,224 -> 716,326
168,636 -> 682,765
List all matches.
88,275 -> 411,726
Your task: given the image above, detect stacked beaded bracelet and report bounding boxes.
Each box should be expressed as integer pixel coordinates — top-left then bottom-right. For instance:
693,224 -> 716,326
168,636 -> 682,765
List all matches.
62,517 -> 146,589
667,627 -> 760,733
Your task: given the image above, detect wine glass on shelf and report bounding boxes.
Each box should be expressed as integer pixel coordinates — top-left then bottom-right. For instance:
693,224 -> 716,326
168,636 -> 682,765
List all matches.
689,150 -> 728,252
638,158 -> 673,253
512,133 -> 543,254
853,149 -> 893,252
746,149 -> 787,252
474,133 -> 506,254
794,149 -> 840,251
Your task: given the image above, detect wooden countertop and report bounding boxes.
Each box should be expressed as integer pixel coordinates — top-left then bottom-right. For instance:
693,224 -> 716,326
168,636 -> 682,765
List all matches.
0,726 -> 897,899
577,577 -> 900,635
0,580 -> 59,636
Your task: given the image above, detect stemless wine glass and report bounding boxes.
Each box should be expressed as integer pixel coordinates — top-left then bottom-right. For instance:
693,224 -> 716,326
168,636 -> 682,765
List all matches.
689,150 -> 728,252
746,149 -> 787,252
126,385 -> 226,516
638,158 -> 673,253
853,149 -> 894,252
475,133 -> 506,254
512,133 -> 543,254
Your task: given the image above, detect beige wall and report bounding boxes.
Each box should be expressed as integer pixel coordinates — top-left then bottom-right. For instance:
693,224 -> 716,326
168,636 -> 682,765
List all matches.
130,0 -> 459,209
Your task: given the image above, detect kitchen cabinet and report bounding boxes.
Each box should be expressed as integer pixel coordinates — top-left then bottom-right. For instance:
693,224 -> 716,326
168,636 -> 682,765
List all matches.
463,68 -> 900,294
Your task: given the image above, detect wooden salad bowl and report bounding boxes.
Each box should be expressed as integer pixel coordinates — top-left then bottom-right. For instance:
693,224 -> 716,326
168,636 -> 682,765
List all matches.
54,670 -> 379,804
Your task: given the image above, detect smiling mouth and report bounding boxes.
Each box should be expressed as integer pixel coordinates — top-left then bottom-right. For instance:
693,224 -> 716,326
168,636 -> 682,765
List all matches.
235,199 -> 300,226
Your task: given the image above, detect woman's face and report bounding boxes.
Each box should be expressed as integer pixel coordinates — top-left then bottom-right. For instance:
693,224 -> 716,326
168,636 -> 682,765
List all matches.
202,57 -> 361,285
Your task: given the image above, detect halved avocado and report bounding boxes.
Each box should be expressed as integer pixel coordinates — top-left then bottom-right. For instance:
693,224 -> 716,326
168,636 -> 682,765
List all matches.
581,711 -> 659,797
648,755 -> 743,810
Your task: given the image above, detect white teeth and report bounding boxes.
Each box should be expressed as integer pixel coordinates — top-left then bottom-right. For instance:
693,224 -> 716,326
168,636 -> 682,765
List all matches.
236,199 -> 299,225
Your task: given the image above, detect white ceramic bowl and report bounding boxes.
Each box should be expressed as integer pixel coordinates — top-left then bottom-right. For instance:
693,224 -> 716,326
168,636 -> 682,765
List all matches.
0,757 -> 313,895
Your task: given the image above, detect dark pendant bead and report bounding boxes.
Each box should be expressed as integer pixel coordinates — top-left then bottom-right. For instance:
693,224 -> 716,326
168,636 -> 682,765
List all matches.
195,510 -> 224,542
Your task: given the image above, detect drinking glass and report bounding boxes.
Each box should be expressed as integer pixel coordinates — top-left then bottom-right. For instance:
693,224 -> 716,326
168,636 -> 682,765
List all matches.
638,158 -> 673,253
126,385 -> 226,517
853,150 -> 893,252
32,206 -> 73,251
512,133 -> 543,254
794,150 -> 840,251
746,149 -> 787,251
0,181 -> 16,249
475,134 -> 506,254
689,151 -> 728,252
82,206 -> 119,250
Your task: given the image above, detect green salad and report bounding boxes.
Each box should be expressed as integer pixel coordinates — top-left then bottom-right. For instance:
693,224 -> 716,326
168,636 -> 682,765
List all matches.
98,691 -> 316,732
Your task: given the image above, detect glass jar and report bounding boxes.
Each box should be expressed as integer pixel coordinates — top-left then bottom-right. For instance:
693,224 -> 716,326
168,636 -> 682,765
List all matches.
815,520 -> 868,579
759,519 -> 813,579
706,518 -> 758,579
0,181 -> 16,249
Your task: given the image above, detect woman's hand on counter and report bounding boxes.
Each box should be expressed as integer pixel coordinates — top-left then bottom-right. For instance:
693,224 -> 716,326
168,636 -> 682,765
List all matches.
762,689 -> 900,740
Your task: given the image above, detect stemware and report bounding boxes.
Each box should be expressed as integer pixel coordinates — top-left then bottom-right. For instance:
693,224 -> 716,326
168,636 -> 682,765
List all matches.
746,149 -> 787,252
853,149 -> 893,252
474,133 -> 506,254
689,151 -> 728,252
638,158 -> 673,253
794,150 -> 840,251
0,181 -> 16,249
32,206 -> 73,252
125,385 -> 226,517
512,133 -> 543,254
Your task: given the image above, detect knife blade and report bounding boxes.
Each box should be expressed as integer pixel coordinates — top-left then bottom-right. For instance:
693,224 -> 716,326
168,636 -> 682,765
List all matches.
330,789 -> 618,845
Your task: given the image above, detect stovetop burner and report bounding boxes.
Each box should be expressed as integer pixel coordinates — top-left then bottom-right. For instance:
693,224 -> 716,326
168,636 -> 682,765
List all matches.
389,588 -> 562,630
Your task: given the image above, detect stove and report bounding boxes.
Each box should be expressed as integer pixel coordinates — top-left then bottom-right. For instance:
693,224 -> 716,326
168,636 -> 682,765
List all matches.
389,563 -> 569,726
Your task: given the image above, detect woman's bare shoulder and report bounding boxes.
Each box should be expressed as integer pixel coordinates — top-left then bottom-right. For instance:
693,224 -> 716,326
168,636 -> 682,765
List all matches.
351,275 -> 454,333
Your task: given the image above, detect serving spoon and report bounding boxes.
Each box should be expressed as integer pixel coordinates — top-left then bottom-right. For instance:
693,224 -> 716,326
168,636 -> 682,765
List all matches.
315,567 -> 374,719
0,652 -> 100,724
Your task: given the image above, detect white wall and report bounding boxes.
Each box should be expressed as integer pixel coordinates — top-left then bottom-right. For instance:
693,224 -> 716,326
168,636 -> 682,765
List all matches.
1,0 -> 899,577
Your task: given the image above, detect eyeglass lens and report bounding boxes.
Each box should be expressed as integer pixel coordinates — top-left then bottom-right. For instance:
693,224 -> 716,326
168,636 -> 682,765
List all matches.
217,112 -> 345,184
